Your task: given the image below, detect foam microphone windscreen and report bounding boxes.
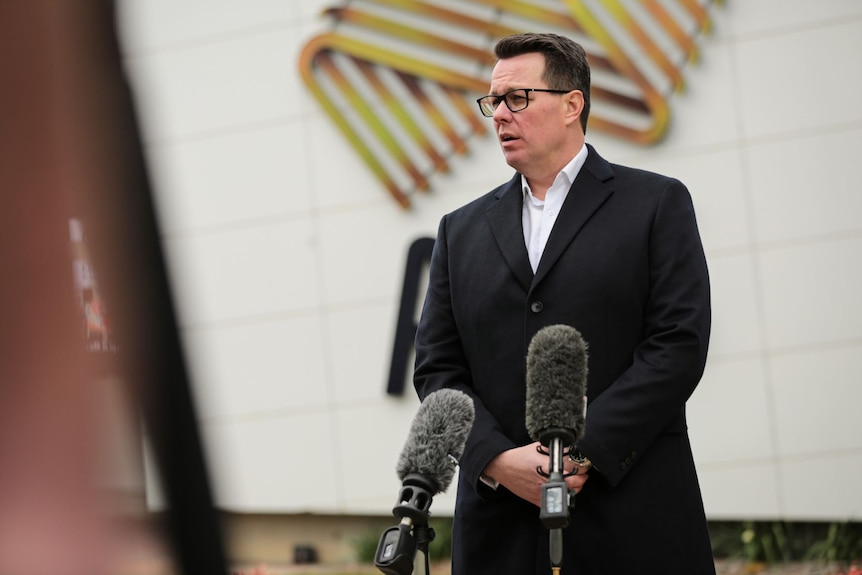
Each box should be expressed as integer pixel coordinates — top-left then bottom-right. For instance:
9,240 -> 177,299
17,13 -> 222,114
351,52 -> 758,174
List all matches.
395,388 -> 475,494
525,324 -> 589,445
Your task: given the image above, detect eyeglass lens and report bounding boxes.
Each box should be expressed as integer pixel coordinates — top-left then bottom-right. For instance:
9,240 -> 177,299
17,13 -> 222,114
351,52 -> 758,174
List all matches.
479,89 -> 529,116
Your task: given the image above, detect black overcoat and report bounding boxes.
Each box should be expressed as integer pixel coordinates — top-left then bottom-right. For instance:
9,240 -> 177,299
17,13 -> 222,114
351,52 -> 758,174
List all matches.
414,144 -> 715,575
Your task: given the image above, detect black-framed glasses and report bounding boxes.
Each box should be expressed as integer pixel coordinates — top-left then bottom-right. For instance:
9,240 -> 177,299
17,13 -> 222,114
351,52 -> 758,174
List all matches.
476,88 -> 573,117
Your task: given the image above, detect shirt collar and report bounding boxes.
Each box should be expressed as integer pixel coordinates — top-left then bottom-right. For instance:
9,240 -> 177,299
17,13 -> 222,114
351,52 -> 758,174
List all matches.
521,144 -> 589,199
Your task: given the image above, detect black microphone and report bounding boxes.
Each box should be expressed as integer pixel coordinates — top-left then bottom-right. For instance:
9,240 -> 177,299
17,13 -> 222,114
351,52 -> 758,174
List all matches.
375,388 -> 475,575
525,324 -> 589,573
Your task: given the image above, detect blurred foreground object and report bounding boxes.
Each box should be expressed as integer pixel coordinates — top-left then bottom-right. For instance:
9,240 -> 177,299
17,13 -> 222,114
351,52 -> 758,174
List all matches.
0,1 -> 227,574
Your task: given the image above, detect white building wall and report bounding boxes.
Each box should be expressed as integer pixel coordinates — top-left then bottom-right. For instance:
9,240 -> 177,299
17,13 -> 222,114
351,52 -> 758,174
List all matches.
117,0 -> 862,520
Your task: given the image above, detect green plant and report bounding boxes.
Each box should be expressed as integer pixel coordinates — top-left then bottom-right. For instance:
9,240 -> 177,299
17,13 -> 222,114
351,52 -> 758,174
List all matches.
805,522 -> 862,563
710,520 -> 862,565
427,517 -> 453,561
709,521 -> 746,558
739,521 -> 792,563
355,528 -> 383,564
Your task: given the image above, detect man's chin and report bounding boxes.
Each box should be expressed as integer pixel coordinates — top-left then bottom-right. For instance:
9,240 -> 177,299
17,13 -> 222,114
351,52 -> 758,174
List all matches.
500,151 -> 523,172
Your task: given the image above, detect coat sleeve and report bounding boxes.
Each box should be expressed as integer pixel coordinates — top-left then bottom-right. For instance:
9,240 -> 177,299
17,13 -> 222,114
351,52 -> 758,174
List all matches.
576,178 -> 711,487
413,215 -> 516,499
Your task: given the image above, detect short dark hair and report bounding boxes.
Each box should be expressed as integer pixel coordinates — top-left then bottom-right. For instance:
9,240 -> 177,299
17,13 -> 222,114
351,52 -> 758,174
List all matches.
494,33 -> 591,132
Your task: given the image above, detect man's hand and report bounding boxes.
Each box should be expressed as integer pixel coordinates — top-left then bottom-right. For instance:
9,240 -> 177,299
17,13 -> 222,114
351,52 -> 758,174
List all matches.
483,442 -> 589,507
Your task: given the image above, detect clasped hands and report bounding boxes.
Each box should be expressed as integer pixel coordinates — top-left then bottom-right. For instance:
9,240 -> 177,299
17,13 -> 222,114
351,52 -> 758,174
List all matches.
483,441 -> 589,508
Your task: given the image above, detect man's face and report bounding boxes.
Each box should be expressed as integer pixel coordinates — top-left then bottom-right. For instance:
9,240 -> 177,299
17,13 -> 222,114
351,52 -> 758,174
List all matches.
488,52 -> 574,180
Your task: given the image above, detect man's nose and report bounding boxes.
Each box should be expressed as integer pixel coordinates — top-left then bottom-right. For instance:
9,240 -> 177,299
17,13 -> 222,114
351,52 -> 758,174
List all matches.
493,100 -> 511,122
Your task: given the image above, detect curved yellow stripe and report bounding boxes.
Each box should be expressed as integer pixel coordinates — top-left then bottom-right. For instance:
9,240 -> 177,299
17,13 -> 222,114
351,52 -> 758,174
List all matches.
471,0 -> 585,32
302,32 -> 487,93
359,0 -> 519,40
354,59 -> 449,173
563,0 -> 670,143
680,0 -> 713,34
318,54 -> 428,191
300,46 -> 416,207
324,7 -> 495,66
441,84 -> 488,139
399,73 -> 468,155
644,0 -> 699,64
602,0 -> 685,92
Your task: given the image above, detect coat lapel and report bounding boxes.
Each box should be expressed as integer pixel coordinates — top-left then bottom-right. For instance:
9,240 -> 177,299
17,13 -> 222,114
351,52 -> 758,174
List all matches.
484,174 -> 533,293
532,144 -> 614,288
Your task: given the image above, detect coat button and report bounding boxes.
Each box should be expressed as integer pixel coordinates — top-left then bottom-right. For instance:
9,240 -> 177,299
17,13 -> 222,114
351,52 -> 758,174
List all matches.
530,301 -> 543,313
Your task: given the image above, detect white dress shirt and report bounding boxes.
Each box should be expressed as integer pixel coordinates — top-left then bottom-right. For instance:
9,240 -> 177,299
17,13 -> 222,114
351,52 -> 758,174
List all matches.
522,144 -> 589,272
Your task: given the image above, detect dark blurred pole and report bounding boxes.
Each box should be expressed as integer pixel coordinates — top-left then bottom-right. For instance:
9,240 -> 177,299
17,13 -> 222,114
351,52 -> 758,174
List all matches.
0,1 -> 228,574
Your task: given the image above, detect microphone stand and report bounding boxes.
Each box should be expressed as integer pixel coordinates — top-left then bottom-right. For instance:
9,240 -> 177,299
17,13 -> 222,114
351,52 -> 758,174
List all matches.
538,430 -> 577,575
375,474 -> 437,575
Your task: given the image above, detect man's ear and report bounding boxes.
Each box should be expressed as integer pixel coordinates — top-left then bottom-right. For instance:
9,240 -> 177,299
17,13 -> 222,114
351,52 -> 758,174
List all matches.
565,90 -> 585,126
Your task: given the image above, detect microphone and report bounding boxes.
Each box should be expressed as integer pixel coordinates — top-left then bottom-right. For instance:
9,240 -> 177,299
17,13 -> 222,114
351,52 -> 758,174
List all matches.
375,388 -> 475,575
525,324 -> 589,573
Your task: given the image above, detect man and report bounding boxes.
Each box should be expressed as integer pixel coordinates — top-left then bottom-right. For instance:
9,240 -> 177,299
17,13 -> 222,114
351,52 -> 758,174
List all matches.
414,33 -> 714,574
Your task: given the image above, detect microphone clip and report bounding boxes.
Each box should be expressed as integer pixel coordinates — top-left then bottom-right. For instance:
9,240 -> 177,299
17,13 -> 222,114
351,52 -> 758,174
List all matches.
540,475 -> 575,529
374,474 -> 437,575
536,436 -> 577,530
535,444 -> 580,479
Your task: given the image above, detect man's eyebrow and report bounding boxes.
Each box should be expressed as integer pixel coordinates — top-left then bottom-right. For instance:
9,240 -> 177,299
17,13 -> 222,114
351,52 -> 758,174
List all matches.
487,86 -> 519,95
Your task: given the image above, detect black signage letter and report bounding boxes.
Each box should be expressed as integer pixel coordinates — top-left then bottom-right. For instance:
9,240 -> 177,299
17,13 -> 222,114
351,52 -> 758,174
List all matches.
386,237 -> 434,395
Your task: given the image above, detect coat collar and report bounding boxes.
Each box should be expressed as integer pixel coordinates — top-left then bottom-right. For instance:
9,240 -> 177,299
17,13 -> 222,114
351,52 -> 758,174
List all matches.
484,143 -> 614,293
